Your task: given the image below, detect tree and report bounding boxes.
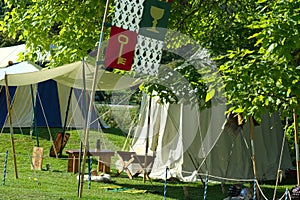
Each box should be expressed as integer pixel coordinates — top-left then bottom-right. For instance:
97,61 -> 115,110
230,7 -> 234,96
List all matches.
139,1 -> 259,106
0,0 -> 23,47
0,0 -> 106,67
216,0 -> 300,185
218,0 -> 300,121
1,0 -> 300,120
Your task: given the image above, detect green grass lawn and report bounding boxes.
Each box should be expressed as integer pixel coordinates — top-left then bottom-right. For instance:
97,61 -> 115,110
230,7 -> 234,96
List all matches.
0,127 -> 296,199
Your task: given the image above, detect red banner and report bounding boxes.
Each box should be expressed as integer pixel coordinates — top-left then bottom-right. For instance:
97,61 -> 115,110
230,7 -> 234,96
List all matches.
104,26 -> 137,71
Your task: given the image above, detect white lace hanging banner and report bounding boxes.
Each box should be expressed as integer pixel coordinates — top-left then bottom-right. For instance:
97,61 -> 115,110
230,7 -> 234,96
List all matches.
132,34 -> 164,76
112,0 -> 145,32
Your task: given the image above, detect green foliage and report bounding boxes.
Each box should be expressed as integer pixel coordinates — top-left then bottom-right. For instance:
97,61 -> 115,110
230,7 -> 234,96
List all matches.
286,123 -> 297,165
139,59 -> 210,109
0,0 -> 22,47
2,0 -> 300,122
169,1 -> 258,55
1,0 -> 106,67
218,0 -> 300,120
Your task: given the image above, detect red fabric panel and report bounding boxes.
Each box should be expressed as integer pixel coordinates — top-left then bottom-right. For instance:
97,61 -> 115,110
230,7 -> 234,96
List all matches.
104,26 -> 137,71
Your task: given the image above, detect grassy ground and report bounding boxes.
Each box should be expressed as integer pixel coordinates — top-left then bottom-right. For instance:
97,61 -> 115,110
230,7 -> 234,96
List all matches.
0,127 -> 296,199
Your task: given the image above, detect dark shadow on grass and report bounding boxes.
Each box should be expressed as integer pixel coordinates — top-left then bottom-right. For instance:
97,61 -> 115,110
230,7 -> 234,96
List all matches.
1,127 -> 63,141
103,128 -> 127,137
2,127 -> 125,143
104,173 -> 293,200
104,177 -> 220,200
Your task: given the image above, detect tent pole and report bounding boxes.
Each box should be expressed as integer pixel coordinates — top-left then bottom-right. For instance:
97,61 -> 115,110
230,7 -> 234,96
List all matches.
59,87 -> 73,156
78,0 -> 111,196
4,74 -> 18,179
293,110 -> 300,186
78,58 -> 90,195
77,141 -> 83,196
63,87 -> 73,134
82,58 -> 92,189
186,150 -> 205,185
30,84 -> 39,147
249,116 -> 259,199
29,85 -> 33,139
144,96 -> 151,183
78,58 -> 99,196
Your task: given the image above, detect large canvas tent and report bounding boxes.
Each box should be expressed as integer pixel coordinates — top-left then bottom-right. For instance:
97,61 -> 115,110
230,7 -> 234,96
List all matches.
131,95 -> 293,182
0,79 -> 102,129
0,60 -> 141,130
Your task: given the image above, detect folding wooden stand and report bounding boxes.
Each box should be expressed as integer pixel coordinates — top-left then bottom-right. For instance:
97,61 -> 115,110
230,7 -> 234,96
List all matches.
115,151 -> 155,179
115,151 -> 137,179
49,132 -> 70,157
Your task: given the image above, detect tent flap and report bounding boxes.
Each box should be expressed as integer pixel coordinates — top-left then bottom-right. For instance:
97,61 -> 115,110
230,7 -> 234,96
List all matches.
131,95 -> 293,182
0,61 -> 141,91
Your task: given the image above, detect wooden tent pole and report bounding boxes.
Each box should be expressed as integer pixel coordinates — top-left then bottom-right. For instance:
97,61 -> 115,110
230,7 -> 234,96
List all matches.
78,0 -> 111,197
77,141 -> 83,196
59,87 -> 73,156
78,59 -> 91,196
30,84 -> 39,146
144,96 -> 151,183
4,74 -> 18,179
293,110 -> 300,186
62,87 -> 73,134
249,116 -> 259,199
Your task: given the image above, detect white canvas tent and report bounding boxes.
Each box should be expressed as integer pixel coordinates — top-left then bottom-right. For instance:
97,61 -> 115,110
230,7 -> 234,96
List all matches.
131,95 -> 293,182
0,60 -> 141,129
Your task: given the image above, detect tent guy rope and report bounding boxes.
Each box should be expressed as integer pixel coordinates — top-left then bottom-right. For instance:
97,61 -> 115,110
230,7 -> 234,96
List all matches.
78,0 -> 111,197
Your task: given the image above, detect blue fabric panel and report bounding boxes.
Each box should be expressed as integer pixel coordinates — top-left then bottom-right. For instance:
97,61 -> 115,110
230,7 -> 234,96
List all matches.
0,86 -> 16,126
73,88 -> 100,129
36,80 -> 62,127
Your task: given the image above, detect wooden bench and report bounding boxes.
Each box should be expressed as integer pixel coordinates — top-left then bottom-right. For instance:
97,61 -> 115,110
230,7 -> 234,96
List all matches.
65,149 -> 115,174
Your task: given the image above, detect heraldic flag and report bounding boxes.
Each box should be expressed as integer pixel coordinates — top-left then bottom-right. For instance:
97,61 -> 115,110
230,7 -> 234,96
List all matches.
104,0 -> 172,76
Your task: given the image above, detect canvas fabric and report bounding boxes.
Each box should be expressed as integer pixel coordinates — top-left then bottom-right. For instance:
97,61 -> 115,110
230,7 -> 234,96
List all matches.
0,61 -> 40,81
3,85 -> 36,128
0,44 -> 25,68
0,61 -> 141,91
1,82 -> 101,129
131,95 -> 293,181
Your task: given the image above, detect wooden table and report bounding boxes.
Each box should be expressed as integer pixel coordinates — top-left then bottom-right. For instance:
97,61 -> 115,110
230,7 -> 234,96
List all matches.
66,149 -> 115,174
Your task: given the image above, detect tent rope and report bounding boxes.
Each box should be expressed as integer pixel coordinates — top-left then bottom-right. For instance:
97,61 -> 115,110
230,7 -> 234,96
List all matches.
123,95 -> 148,151
36,91 -> 57,157
196,128 -> 224,173
255,180 -> 269,200
198,171 -> 284,200
273,119 -> 289,200
3,103 -> 43,184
